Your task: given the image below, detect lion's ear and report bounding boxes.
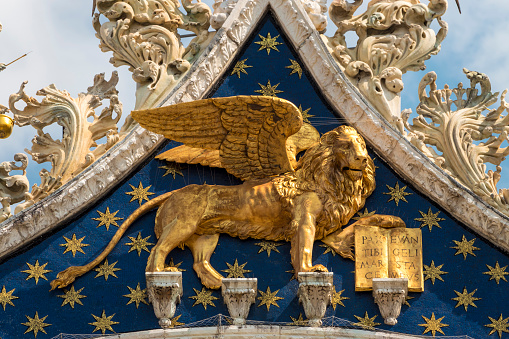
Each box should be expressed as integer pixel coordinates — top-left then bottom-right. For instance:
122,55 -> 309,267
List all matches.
320,129 -> 339,146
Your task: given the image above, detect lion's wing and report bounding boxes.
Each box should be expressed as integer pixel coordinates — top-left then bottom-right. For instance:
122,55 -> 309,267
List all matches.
132,96 -> 303,180
156,146 -> 222,168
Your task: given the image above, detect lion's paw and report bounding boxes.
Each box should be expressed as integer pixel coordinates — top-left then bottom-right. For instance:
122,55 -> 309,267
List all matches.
310,264 -> 328,272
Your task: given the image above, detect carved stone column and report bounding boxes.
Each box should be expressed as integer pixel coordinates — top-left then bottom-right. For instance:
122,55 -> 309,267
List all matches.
297,272 -> 333,327
372,278 -> 408,325
221,278 -> 257,325
146,272 -> 183,329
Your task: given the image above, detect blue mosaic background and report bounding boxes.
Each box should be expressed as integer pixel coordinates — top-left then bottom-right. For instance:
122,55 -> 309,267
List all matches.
0,14 -> 508,339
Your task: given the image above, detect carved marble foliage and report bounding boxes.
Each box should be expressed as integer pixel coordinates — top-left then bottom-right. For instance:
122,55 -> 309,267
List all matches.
372,278 -> 407,326
210,0 -> 239,30
93,0 -> 214,116
297,272 -> 333,327
403,69 -> 509,215
222,278 -> 257,325
324,0 -> 448,122
0,153 -> 30,221
146,272 -> 183,329
9,72 -> 122,206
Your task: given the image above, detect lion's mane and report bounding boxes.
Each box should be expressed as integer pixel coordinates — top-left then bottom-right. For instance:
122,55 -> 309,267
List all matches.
273,125 -> 375,239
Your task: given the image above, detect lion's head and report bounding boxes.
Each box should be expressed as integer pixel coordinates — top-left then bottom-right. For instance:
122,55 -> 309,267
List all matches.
274,125 -> 375,238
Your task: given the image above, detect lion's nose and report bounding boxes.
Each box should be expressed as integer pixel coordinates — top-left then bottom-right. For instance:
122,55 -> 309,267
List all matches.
356,155 -> 367,168
356,154 -> 367,162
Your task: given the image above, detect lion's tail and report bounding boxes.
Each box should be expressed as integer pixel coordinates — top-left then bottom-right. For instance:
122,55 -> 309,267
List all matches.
50,191 -> 174,290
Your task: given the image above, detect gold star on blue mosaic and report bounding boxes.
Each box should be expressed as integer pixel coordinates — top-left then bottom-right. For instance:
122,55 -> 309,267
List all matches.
60,234 -> 89,257
423,260 -> 448,284
167,258 -> 186,272
57,285 -> 86,308
297,105 -> 314,124
484,261 -> 509,284
354,312 -> 380,329
255,241 -> 281,257
94,259 -> 121,281
255,80 -> 283,97
22,312 -> 51,338
419,313 -> 448,336
126,182 -> 155,206
189,287 -> 219,310
415,207 -> 445,232
319,243 -> 336,256
222,259 -> 251,278
93,207 -> 123,231
0,285 -> 18,310
352,208 -> 376,221
286,268 -> 296,281
89,310 -> 119,334
124,283 -> 149,308
331,286 -> 349,310
257,286 -> 284,311
403,295 -> 414,307
22,260 -> 52,285
125,232 -> 154,256
384,182 -> 412,206
286,59 -> 302,79
451,235 -> 480,259
231,58 -> 252,78
168,314 -> 184,328
486,314 -> 509,338
290,313 -> 308,326
255,32 -> 282,54
452,287 -> 480,311
159,163 -> 184,179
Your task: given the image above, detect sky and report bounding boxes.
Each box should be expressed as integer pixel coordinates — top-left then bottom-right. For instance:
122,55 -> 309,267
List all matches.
0,0 -> 508,193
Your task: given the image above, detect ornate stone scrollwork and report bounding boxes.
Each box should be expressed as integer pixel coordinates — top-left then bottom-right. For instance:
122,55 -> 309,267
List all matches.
301,0 -> 327,33
221,278 -> 257,325
403,69 -> 509,215
93,0 -> 214,116
9,72 -> 122,207
372,278 -> 407,325
0,153 -> 30,221
325,0 -> 448,122
297,272 -> 333,327
146,272 -> 183,329
210,0 -> 239,30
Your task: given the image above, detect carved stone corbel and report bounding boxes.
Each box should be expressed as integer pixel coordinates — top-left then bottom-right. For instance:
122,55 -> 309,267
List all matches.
221,278 -> 257,325
297,272 -> 333,327
146,272 -> 183,329
372,278 -> 408,325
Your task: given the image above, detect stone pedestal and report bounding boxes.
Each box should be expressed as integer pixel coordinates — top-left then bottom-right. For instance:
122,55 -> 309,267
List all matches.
146,272 -> 183,329
297,272 -> 333,327
222,278 -> 257,325
372,278 -> 408,325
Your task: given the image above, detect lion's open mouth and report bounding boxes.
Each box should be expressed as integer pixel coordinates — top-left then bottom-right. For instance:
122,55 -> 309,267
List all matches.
344,167 -> 363,180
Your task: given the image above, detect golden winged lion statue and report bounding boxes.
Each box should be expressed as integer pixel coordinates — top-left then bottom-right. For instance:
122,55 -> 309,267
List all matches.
51,96 -> 404,290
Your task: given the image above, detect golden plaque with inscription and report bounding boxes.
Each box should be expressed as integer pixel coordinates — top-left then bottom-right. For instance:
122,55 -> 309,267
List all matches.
355,226 -> 424,292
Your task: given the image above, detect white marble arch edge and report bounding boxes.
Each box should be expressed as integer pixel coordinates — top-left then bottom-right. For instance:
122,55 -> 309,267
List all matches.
0,0 -> 508,261
94,325 -> 429,339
